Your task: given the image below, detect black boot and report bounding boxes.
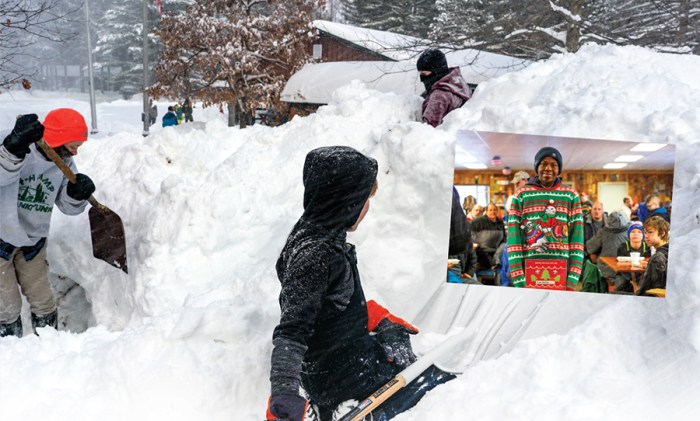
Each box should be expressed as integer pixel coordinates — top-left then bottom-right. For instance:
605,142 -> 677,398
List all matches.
0,317 -> 23,337
32,310 -> 58,333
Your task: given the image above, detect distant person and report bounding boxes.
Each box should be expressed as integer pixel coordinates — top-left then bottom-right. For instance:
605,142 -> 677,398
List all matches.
149,100 -> 158,126
467,203 -> 483,222
507,147 -> 585,291
266,146 -> 454,421
623,195 -> 639,220
585,211 -> 630,283
462,194 -> 476,214
182,98 -> 194,123
471,203 -> 506,274
448,187 -> 477,284
416,49 -> 471,127
505,170 -> 530,215
635,216 -> 670,296
583,201 -> 607,262
637,194 -> 669,223
614,221 -> 651,293
580,192 -> 593,217
0,109 -> 96,337
162,106 -> 178,127
174,104 -> 184,125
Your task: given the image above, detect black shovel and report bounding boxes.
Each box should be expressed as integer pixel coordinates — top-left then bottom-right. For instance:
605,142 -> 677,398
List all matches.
37,140 -> 128,274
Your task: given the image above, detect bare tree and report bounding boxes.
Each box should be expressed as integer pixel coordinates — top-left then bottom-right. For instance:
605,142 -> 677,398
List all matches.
0,0 -> 78,90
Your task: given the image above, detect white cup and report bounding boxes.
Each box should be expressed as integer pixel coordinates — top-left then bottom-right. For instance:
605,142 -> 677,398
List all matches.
630,252 -> 641,266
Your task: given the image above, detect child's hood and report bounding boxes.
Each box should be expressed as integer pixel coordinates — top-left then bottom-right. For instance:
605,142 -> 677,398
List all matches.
301,146 -> 378,232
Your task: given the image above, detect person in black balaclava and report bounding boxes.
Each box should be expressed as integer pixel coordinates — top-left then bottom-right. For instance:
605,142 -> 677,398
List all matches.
416,49 -> 472,127
266,146 -> 454,421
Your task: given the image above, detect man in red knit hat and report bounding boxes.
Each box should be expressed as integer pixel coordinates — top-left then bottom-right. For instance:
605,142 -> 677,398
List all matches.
0,108 -> 96,337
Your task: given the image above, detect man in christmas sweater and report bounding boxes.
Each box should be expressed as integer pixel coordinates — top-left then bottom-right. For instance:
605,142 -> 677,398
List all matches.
507,147 -> 584,291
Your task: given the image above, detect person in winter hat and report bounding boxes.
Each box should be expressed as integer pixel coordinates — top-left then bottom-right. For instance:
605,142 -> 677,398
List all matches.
416,48 -> 472,127
0,108 -> 96,337
162,106 -> 177,127
613,221 -> 651,293
507,146 -> 585,291
266,146 -> 454,421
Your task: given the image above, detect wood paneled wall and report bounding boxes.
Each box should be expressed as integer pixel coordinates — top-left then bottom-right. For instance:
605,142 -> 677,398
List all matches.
454,169 -> 674,205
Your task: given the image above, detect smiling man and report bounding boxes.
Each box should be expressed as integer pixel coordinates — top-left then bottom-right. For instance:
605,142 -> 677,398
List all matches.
506,147 -> 585,291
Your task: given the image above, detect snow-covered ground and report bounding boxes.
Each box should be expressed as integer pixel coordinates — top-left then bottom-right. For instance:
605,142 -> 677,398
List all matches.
0,43 -> 698,420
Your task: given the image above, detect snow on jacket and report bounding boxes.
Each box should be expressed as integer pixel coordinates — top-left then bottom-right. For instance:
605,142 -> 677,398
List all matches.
507,176 -> 585,290
636,243 -> 669,296
0,142 -> 87,248
270,146 -> 383,407
421,67 -> 471,127
585,211 -> 631,279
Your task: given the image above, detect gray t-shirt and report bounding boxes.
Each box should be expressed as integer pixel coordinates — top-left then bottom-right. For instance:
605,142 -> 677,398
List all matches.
0,141 -> 87,247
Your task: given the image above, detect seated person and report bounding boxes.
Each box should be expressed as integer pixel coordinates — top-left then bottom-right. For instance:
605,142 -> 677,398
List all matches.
613,221 -> 651,292
471,203 -> 505,275
635,216 -> 670,296
585,211 -> 630,287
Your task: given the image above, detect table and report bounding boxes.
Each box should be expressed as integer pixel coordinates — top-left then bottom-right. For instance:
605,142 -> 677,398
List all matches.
599,256 -> 649,293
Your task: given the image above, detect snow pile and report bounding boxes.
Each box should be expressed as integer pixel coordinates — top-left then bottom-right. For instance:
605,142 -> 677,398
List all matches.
0,82 -> 455,419
402,44 -> 700,420
0,44 -> 699,421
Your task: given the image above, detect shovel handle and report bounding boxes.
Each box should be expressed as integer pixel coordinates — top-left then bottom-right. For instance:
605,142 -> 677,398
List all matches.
37,139 -> 99,209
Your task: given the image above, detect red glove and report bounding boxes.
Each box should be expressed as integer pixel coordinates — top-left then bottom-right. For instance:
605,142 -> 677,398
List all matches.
266,393 -> 309,421
366,300 -> 419,334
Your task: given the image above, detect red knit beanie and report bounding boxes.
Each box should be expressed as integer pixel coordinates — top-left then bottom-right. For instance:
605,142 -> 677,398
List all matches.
42,108 -> 88,148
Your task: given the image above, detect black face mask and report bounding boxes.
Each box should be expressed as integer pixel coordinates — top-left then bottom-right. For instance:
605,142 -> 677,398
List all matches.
420,68 -> 449,93
55,146 -> 74,159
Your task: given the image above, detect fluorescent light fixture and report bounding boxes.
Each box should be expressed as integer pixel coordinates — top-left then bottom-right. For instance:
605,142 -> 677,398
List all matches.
465,163 -> 488,169
603,163 -> 628,169
630,143 -> 666,152
614,155 -> 644,162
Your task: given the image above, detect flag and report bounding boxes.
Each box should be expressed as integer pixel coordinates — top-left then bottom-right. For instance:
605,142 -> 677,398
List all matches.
155,0 -> 163,15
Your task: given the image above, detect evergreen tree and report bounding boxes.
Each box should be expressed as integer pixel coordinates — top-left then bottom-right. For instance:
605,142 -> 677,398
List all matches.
345,0 -> 438,37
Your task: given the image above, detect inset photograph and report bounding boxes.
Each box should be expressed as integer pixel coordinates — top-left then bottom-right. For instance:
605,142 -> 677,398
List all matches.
449,130 -> 675,297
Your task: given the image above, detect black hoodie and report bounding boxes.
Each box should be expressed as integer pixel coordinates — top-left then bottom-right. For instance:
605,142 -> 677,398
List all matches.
270,146 -> 388,408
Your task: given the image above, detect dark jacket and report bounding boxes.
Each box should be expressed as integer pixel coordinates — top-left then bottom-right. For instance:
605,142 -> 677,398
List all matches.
585,211 -> 630,279
270,146 -> 392,408
636,243 -> 669,296
421,67 -> 471,127
471,215 -> 505,269
583,213 -> 606,255
449,187 -> 471,256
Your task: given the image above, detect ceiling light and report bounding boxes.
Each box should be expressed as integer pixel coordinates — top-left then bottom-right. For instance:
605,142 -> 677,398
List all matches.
630,143 -> 666,152
614,155 -> 644,162
465,163 -> 488,169
603,163 -> 627,169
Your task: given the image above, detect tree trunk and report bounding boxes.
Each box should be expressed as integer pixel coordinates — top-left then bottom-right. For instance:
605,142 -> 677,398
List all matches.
227,102 -> 236,127
675,0 -> 690,45
565,0 -> 584,53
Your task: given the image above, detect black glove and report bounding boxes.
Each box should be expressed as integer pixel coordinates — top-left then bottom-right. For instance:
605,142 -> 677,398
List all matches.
66,173 -> 95,201
266,393 -> 309,421
375,318 -> 418,367
3,114 -> 44,159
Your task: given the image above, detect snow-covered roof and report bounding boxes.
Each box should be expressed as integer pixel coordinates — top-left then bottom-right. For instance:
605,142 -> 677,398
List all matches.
282,52 -> 530,104
312,20 -> 428,61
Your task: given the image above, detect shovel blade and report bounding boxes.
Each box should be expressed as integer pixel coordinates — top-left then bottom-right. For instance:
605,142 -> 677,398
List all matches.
88,205 -> 128,274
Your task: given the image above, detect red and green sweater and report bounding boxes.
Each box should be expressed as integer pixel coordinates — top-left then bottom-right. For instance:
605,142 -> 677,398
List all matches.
507,177 -> 584,290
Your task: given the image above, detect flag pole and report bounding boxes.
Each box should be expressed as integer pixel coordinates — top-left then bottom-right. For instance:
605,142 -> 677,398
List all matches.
142,0 -> 150,137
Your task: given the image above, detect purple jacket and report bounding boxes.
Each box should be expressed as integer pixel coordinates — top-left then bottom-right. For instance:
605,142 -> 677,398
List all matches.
421,67 -> 472,127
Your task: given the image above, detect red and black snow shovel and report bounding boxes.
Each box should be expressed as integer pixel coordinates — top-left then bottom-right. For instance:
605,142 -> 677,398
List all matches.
37,139 -> 128,274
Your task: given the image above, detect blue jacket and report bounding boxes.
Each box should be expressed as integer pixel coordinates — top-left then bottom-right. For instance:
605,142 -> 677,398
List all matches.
162,112 -> 177,127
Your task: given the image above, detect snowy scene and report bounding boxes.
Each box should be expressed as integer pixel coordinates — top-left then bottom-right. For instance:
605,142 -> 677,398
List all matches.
0,43 -> 698,421
2,1 -> 700,421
